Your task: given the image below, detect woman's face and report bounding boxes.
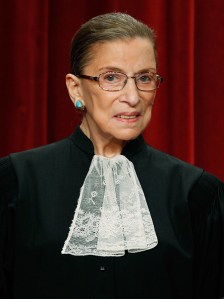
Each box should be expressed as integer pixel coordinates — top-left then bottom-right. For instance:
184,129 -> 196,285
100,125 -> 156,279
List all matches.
71,37 -> 157,143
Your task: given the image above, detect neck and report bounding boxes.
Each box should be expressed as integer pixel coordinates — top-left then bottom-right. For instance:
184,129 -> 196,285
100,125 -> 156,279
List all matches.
80,120 -> 126,157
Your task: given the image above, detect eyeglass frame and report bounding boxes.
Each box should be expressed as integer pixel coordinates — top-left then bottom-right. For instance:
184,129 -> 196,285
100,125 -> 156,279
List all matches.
75,71 -> 163,92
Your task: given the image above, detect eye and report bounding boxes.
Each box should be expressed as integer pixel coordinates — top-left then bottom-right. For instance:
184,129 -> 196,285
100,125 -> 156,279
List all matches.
101,72 -> 123,83
105,74 -> 116,82
138,73 -> 154,83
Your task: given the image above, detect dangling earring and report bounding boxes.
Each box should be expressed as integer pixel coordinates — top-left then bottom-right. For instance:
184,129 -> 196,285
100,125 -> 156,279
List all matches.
74,100 -> 85,111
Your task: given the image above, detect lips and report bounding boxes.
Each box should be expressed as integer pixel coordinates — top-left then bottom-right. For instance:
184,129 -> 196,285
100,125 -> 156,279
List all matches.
116,115 -> 137,119
114,112 -> 140,119
113,112 -> 141,123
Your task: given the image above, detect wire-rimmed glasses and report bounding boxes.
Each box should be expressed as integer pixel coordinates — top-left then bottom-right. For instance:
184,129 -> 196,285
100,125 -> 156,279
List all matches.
75,71 -> 163,92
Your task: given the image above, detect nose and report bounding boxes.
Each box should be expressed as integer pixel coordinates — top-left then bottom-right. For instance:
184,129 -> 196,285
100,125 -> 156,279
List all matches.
119,77 -> 140,106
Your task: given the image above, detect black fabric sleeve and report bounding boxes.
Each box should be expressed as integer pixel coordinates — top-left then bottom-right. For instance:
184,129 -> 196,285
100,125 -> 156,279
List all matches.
188,171 -> 224,299
0,156 -> 17,299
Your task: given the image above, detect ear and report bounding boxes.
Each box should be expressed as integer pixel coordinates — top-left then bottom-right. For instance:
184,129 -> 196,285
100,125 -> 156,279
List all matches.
65,73 -> 83,106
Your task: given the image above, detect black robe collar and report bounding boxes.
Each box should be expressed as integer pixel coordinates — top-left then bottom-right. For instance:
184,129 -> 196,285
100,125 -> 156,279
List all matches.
69,126 -> 146,159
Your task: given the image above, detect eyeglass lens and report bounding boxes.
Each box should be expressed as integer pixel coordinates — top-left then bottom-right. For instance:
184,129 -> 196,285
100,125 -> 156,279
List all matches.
99,72 -> 159,91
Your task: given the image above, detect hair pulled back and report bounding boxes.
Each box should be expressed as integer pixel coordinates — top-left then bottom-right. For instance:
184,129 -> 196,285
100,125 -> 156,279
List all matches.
70,12 -> 157,74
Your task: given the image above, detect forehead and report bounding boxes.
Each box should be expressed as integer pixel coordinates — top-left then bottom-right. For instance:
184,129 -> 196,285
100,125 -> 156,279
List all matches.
84,37 -> 156,73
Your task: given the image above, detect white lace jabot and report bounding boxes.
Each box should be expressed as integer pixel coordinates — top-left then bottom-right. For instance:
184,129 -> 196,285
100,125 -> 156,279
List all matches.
61,155 -> 158,257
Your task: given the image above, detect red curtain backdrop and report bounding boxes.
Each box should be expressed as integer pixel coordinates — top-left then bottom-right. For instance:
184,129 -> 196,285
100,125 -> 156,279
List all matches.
0,0 -> 223,180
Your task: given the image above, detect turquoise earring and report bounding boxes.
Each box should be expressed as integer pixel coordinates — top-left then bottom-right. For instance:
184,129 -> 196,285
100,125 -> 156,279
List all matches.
75,100 -> 85,110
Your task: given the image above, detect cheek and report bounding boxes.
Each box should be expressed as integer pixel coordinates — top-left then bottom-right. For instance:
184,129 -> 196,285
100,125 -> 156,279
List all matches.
143,107 -> 152,126
82,84 -> 110,110
142,94 -> 155,122
87,99 -> 112,119
143,93 -> 156,112
83,92 -> 114,125
80,81 -> 98,106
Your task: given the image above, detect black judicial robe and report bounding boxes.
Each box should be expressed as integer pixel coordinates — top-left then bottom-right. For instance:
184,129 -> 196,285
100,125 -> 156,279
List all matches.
0,127 -> 224,299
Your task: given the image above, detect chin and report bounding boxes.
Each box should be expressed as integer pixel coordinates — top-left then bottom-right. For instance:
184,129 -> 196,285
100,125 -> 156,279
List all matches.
114,129 -> 142,141
114,120 -> 150,141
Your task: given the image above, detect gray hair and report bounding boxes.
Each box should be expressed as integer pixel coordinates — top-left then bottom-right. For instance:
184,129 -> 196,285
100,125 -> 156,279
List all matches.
70,12 -> 157,74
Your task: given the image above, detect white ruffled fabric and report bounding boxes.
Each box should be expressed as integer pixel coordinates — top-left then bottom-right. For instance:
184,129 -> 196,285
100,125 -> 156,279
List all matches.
61,155 -> 158,257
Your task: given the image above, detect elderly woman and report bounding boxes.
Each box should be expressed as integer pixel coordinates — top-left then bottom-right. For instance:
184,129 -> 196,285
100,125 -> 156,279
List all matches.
0,13 -> 223,299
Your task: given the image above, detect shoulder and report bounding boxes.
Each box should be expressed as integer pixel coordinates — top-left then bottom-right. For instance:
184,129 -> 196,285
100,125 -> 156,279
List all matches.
0,137 -> 72,187
150,145 -> 201,171
10,137 -> 71,162
188,171 -> 224,212
130,144 -> 204,200
137,143 -> 203,180
7,137 -> 74,172
0,156 -> 17,192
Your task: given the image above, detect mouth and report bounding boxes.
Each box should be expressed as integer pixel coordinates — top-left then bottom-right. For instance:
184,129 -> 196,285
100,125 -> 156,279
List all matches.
116,115 -> 138,119
114,112 -> 141,123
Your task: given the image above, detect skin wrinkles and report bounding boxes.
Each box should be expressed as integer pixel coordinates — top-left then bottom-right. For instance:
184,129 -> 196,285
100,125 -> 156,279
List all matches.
66,37 -> 157,157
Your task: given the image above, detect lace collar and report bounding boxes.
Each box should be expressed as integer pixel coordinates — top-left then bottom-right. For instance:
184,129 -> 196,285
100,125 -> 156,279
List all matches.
62,137 -> 158,256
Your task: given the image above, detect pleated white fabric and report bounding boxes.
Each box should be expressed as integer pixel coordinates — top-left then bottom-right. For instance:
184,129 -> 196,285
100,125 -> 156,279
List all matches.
62,155 -> 158,257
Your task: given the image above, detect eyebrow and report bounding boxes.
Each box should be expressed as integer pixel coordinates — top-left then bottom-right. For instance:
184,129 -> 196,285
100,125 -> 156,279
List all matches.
98,66 -> 157,74
98,66 -> 123,72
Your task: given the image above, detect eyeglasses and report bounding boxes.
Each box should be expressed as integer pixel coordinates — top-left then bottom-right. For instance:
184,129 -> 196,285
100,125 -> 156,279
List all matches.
75,71 -> 163,92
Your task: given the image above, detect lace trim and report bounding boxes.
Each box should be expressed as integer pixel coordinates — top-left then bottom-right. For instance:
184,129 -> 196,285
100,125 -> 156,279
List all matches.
62,155 -> 158,257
